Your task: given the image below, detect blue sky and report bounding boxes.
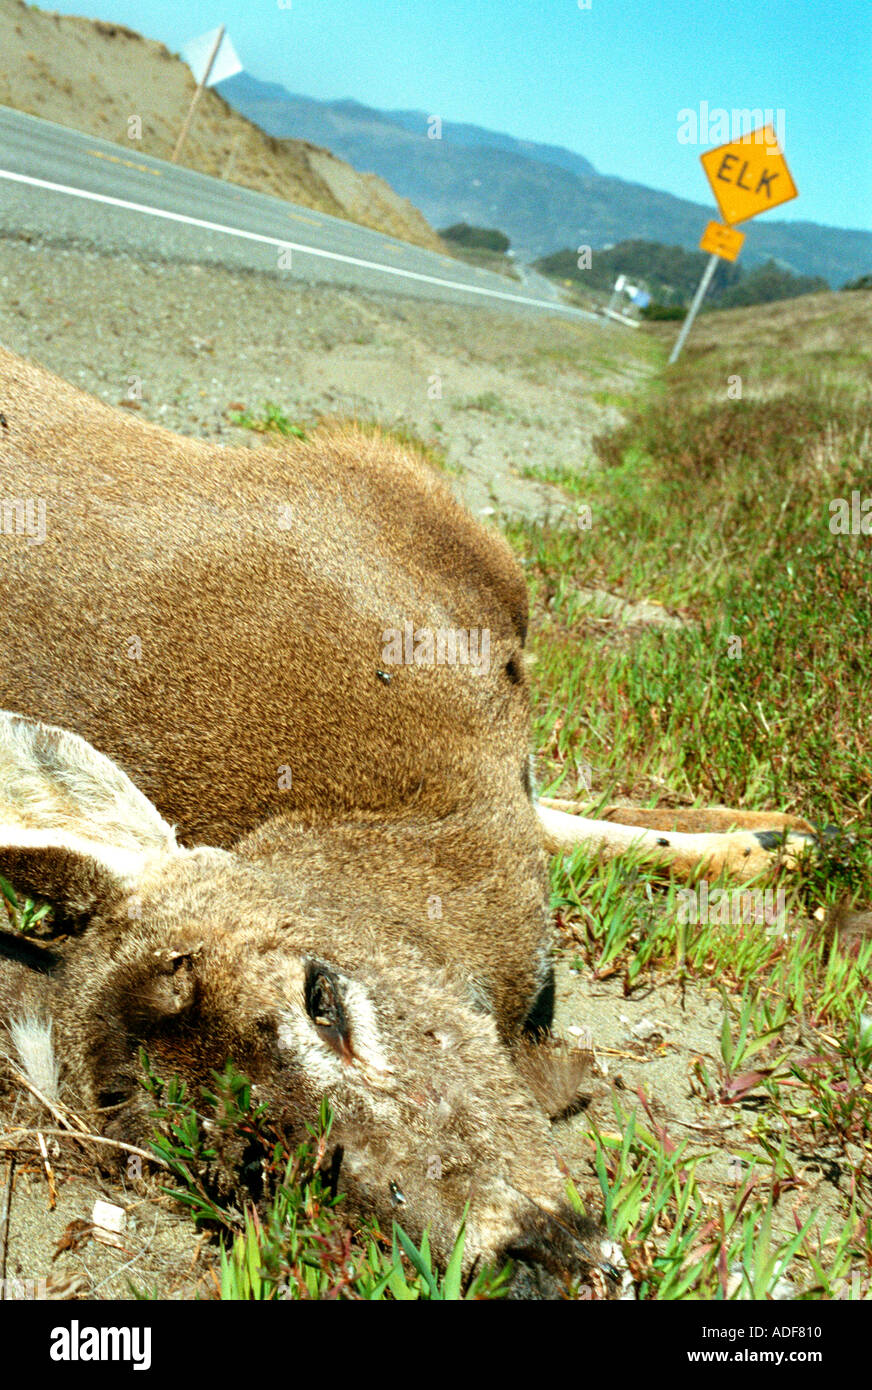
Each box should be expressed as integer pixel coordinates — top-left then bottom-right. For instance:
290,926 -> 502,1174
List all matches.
46,0 -> 871,230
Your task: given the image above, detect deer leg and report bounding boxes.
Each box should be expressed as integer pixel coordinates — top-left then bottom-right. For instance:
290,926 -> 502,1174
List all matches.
542,802 -> 817,837
535,801 -> 817,881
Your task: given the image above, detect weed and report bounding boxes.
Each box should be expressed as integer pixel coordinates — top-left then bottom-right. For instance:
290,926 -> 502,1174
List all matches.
228,401 -> 307,438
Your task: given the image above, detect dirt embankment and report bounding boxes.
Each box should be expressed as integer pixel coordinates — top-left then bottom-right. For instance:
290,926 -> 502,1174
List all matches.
0,233 -> 655,523
0,0 -> 445,253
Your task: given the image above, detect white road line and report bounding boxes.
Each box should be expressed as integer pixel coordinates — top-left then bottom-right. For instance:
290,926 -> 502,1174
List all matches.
0,167 -> 586,317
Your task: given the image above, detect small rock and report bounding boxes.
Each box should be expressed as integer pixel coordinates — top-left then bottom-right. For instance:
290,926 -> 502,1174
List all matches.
92,1199 -> 126,1248
630,1017 -> 664,1041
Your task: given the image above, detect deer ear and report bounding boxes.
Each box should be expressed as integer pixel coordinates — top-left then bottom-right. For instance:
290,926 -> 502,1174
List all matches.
129,944 -> 201,1023
0,711 -> 179,923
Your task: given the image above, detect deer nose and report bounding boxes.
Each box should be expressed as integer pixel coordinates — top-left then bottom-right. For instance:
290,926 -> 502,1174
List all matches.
502,1187 -> 622,1290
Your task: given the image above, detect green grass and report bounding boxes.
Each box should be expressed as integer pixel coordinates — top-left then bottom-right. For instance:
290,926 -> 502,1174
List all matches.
228,401 -> 307,438
508,298 -> 872,1297
510,383 -> 872,821
0,873 -> 51,932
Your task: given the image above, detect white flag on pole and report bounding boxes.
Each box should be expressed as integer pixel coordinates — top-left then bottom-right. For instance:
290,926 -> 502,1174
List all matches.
181,27 -> 242,86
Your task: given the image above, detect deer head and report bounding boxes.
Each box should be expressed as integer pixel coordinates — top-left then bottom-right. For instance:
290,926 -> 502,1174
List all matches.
0,710 -> 609,1293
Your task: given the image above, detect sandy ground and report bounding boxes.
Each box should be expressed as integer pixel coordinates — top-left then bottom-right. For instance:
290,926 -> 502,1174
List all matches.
1,1158 -> 214,1300
554,960 -> 847,1285
0,234 -> 649,522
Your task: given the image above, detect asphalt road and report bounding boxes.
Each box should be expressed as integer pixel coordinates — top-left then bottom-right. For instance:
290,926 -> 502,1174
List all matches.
0,105 -> 599,323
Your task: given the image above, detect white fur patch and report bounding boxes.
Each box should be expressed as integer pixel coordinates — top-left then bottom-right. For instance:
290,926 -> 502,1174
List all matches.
277,1011 -> 344,1090
342,979 -> 392,1076
0,710 -> 178,856
10,1014 -> 60,1101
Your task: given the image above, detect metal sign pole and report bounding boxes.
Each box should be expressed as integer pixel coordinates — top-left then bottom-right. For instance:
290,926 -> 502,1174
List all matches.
171,24 -> 225,165
668,252 -> 719,364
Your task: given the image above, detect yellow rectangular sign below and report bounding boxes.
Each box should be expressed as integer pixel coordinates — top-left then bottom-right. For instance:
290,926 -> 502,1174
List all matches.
700,125 -> 798,225
699,220 -> 745,261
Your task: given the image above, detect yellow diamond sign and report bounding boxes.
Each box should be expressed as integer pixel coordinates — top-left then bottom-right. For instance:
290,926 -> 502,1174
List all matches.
700,125 -> 798,225
699,221 -> 745,262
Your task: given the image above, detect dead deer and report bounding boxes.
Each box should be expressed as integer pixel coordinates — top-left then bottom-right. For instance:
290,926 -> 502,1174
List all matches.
0,345 -> 816,1294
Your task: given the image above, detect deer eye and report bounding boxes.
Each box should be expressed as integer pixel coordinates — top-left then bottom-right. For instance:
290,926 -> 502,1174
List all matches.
97,1088 -> 131,1110
304,962 -> 352,1061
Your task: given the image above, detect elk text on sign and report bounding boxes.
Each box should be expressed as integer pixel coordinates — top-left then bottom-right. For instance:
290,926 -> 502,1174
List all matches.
700,125 -> 798,225
699,221 -> 746,262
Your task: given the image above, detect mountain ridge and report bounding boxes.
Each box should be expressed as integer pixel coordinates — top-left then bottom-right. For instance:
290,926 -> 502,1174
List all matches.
218,72 -> 872,286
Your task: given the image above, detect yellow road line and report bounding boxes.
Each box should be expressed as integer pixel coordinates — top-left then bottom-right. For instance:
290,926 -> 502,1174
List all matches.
87,149 -> 161,176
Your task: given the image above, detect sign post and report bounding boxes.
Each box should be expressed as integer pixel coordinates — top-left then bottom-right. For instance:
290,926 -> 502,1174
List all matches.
605,274 -> 626,317
668,252 -> 719,364
172,26 -> 243,165
669,124 -> 798,363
